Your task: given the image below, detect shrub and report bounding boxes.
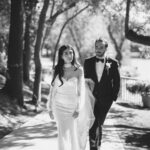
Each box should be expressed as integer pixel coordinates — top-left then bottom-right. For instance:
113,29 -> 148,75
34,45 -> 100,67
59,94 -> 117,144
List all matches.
126,81 -> 150,95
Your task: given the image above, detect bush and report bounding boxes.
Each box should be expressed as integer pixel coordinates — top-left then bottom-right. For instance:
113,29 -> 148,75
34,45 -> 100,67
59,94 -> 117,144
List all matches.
126,81 -> 150,95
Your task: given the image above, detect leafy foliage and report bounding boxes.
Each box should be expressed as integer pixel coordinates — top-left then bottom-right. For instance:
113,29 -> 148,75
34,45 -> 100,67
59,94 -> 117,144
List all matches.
0,0 -> 10,16
0,0 -> 10,54
24,0 -> 38,15
126,81 -> 150,95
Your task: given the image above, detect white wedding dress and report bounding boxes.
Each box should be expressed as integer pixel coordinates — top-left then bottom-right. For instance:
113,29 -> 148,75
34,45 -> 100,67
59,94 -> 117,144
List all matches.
48,75 -> 95,150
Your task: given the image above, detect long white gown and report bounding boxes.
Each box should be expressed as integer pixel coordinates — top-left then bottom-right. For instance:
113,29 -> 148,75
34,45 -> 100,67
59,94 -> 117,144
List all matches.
48,75 -> 95,150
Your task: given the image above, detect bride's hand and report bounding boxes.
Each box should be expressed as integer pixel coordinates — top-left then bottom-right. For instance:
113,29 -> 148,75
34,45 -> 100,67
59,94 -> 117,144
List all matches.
72,110 -> 79,118
49,111 -> 54,120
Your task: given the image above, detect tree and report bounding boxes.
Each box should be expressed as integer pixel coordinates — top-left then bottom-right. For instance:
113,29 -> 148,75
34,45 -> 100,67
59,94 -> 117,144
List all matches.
53,4 -> 89,68
32,0 -> 79,106
32,0 -> 50,106
41,1 -> 77,57
42,0 -> 103,61
100,0 -> 126,65
0,0 -> 10,54
125,0 -> 150,46
23,0 -> 38,84
32,0 -> 102,106
3,0 -> 24,107
107,18 -> 125,65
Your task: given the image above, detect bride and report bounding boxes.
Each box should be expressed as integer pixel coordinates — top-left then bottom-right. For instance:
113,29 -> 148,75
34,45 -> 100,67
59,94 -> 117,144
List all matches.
47,45 -> 95,150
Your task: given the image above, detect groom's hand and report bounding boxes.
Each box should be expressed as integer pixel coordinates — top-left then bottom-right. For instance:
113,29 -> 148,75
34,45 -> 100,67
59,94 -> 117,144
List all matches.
72,110 -> 79,118
49,111 -> 54,120
85,78 -> 95,91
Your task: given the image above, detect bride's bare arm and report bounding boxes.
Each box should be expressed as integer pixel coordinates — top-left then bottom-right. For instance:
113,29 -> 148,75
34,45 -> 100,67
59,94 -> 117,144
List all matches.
77,67 -> 84,111
47,71 -> 56,119
47,84 -> 55,111
48,87 -> 55,120
73,67 -> 84,118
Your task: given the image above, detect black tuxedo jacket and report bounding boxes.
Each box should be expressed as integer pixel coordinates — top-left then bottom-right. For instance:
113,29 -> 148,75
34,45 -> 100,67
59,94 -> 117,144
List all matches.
84,56 -> 120,103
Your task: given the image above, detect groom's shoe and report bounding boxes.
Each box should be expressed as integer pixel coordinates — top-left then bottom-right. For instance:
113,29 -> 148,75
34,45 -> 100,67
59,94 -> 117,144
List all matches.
90,144 -> 100,150
90,142 -> 97,150
90,148 -> 97,150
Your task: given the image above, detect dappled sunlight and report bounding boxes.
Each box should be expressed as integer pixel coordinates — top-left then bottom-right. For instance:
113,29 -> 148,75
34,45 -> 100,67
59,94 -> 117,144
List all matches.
125,131 -> 150,148
0,126 -> 12,139
102,124 -> 125,150
0,120 -> 57,150
116,102 -> 144,110
0,0 -> 150,149
103,124 -> 150,149
104,103 -> 150,149
109,107 -> 136,120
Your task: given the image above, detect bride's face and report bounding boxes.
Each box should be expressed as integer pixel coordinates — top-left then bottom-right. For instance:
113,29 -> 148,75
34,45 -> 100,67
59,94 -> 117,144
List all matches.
62,48 -> 74,64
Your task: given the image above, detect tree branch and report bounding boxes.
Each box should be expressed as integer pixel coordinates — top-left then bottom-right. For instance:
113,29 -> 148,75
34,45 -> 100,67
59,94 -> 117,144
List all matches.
47,2 -> 76,24
125,0 -> 150,46
53,5 -> 89,68
49,0 -> 55,18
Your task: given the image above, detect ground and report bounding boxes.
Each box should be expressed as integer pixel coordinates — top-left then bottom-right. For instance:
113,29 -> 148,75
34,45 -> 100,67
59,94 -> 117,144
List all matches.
0,58 -> 51,139
1,91 -> 150,150
106,101 -> 150,150
0,57 -> 150,149
0,79 -> 49,139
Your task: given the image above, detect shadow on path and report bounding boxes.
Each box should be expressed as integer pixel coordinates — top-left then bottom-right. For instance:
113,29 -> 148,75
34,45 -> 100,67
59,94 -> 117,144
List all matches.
105,103 -> 150,150
0,121 -> 57,149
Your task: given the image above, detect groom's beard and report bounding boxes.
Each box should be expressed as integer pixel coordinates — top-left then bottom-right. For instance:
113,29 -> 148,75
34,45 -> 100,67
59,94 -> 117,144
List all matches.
95,52 -> 105,58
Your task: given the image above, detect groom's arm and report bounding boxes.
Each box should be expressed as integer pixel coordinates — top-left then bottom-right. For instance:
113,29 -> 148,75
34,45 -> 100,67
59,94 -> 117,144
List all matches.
83,59 -> 89,78
112,60 -> 120,101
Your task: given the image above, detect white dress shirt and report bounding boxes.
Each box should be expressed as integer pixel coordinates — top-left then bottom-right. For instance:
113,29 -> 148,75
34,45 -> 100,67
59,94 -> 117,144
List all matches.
96,58 -> 105,82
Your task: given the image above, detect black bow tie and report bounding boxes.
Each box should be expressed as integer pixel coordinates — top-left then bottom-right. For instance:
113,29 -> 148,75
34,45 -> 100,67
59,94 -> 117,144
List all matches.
96,58 -> 104,63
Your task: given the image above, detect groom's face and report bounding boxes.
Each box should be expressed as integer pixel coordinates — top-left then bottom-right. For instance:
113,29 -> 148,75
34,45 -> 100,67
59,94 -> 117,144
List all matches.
95,41 -> 106,58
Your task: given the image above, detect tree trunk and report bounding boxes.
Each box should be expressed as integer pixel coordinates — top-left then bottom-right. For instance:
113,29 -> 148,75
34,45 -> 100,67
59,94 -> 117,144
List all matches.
115,47 -> 122,64
3,0 -> 24,107
32,0 -> 50,106
68,26 -> 83,64
23,13 -> 32,83
107,25 -> 123,65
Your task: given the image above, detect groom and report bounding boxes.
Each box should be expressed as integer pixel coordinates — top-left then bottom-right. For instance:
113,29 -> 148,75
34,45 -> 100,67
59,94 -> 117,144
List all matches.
84,37 -> 120,150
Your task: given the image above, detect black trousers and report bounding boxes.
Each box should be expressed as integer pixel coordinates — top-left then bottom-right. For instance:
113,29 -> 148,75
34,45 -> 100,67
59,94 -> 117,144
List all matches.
89,100 -> 113,150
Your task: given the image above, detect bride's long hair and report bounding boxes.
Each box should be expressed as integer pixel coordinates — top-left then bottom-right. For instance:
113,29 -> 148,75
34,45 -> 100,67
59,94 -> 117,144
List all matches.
51,45 -> 80,86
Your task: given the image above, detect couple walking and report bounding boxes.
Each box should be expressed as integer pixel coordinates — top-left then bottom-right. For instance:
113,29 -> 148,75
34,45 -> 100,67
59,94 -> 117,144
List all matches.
47,37 -> 120,150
